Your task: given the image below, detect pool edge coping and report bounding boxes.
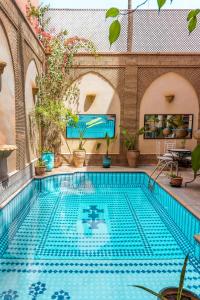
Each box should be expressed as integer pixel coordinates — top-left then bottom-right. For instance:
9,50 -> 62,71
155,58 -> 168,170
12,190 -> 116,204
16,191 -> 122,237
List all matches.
1,169 -> 200,222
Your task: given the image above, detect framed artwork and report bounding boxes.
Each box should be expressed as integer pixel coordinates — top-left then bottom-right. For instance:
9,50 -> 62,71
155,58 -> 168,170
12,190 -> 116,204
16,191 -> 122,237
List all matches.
144,114 -> 193,139
66,114 -> 116,139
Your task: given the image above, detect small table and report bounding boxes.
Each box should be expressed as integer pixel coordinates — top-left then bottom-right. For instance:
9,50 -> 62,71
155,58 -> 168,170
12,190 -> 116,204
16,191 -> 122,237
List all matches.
168,149 -> 191,167
169,148 -> 191,158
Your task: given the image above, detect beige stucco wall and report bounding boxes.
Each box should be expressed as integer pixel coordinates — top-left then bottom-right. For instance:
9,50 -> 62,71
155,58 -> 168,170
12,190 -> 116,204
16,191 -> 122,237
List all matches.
25,60 -> 39,162
0,24 -> 16,173
139,72 -> 199,154
62,73 -> 120,154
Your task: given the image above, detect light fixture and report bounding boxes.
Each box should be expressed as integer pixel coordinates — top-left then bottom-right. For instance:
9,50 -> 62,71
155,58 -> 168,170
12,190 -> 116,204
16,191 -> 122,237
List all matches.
84,94 -> 96,112
165,94 -> 175,103
32,86 -> 39,103
0,61 -> 7,92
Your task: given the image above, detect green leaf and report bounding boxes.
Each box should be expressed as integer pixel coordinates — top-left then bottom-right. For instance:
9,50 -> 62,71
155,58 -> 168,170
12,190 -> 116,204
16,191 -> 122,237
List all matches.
188,16 -> 197,33
157,0 -> 167,10
187,9 -> 200,21
106,7 -> 119,19
133,285 -> 168,300
187,9 -> 200,33
191,144 -> 200,173
176,255 -> 189,300
109,20 -> 121,46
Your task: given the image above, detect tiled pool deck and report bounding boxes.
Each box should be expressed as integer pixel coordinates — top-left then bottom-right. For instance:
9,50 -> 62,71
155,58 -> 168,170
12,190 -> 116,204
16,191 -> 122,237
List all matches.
34,165 -> 200,221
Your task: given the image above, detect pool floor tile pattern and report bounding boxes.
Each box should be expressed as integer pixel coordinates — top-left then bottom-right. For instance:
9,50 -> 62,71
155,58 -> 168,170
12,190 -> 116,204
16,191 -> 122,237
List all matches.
1,188 -> 183,260
0,177 -> 200,299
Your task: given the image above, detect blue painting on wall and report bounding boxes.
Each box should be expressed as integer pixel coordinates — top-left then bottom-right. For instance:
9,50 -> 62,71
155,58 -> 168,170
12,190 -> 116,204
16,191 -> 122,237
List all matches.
66,114 -> 116,139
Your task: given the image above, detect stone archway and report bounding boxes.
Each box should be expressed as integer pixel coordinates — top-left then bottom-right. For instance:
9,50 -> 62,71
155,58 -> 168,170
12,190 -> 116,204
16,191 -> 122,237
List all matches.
0,22 -> 16,174
138,72 -> 199,154
62,72 -> 121,155
24,59 -> 39,162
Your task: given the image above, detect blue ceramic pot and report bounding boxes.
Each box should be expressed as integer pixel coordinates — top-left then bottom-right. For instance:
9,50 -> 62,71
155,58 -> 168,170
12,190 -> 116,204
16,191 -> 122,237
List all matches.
103,155 -> 111,168
41,152 -> 54,172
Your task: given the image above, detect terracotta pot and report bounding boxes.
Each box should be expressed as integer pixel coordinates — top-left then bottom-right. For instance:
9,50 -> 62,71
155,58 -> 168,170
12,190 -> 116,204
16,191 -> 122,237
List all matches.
163,128 -> 172,137
175,128 -> 188,138
73,150 -> 86,168
159,287 -> 199,300
54,154 -> 62,168
127,150 -> 140,167
35,166 -> 46,176
170,176 -> 183,187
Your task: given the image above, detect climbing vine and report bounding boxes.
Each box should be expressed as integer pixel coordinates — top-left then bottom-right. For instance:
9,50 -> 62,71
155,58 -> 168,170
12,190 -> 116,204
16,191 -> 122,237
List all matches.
26,2 -> 96,153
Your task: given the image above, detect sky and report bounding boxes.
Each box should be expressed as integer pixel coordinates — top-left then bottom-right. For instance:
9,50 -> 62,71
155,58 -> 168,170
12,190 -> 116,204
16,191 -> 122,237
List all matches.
41,0 -> 200,9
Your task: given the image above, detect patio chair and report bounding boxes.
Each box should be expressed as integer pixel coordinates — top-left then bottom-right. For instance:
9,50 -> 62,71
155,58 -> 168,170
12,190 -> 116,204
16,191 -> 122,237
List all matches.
156,141 -> 175,164
148,141 -> 178,190
163,141 -> 177,158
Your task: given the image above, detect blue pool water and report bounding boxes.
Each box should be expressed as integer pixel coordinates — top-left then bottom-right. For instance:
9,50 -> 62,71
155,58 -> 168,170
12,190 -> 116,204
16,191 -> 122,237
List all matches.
0,172 -> 199,300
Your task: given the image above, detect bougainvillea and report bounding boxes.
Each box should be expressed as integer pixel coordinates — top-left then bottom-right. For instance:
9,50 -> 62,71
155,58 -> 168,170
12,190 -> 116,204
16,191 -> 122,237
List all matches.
26,2 -> 96,153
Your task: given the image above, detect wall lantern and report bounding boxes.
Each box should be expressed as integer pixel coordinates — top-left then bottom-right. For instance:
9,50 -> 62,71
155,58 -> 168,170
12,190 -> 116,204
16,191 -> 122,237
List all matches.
0,61 -> 7,92
32,86 -> 39,103
84,94 -> 96,112
165,94 -> 175,103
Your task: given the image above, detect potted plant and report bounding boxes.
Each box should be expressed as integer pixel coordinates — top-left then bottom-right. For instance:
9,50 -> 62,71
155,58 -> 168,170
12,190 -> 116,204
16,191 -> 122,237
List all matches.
72,117 -> 104,168
35,158 -> 46,176
121,127 -> 144,167
96,133 -> 116,168
168,171 -> 183,187
41,148 -> 54,172
133,255 -> 199,300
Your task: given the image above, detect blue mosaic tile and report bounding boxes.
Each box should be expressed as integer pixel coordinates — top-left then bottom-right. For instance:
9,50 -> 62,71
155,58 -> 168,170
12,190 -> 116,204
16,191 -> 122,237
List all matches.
28,282 -> 46,300
0,172 -> 199,299
0,289 -> 19,299
51,290 -> 70,299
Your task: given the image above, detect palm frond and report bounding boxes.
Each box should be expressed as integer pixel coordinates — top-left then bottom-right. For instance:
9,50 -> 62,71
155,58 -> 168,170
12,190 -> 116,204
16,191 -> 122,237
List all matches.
133,285 -> 168,300
176,254 -> 189,300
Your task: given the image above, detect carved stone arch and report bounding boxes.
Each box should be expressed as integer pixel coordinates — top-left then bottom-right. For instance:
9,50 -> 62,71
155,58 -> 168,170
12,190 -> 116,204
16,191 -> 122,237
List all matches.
0,18 -> 16,83
24,57 -> 40,79
71,70 -> 117,91
137,67 -> 200,128
24,59 -> 39,163
72,67 -> 125,102
63,70 -> 122,156
138,70 -> 200,155
23,45 -> 43,79
0,19 -> 16,174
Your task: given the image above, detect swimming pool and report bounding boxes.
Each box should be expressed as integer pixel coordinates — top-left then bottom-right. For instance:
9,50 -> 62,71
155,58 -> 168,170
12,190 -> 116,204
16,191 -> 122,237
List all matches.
0,172 -> 199,299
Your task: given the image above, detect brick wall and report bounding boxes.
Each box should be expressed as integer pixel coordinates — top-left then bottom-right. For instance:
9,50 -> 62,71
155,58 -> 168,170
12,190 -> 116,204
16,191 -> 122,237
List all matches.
0,0 -> 45,203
